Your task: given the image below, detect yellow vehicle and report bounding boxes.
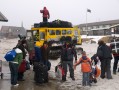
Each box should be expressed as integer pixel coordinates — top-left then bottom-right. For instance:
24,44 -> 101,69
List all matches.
26,20 -> 82,58
28,27 -> 82,47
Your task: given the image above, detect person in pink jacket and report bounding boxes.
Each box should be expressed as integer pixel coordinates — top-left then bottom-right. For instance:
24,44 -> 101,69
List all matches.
40,7 -> 50,22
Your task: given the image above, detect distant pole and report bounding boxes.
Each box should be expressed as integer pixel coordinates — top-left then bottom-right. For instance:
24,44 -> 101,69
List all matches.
21,21 -> 23,27
86,10 -> 88,36
86,9 -> 91,36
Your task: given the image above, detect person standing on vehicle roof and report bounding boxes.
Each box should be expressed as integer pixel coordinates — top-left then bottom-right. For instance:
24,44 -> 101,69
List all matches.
40,7 -> 50,22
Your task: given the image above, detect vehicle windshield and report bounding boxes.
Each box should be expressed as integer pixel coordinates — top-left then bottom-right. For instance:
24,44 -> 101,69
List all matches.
33,30 -> 39,41
74,30 -> 79,36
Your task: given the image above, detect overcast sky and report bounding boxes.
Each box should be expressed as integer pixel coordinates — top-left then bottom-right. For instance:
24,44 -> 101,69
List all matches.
0,0 -> 119,29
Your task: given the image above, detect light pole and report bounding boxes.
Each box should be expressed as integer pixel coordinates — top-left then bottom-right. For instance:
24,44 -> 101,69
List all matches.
86,9 -> 91,36
86,10 -> 88,36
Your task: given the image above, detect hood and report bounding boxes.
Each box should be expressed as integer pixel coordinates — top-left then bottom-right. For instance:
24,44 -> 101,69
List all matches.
44,7 -> 47,10
15,48 -> 22,53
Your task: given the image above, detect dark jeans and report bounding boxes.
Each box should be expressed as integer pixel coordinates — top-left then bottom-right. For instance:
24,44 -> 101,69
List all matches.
82,72 -> 90,86
62,61 -> 74,80
9,62 -> 18,85
113,56 -> 119,72
100,59 -> 112,79
18,72 -> 24,80
43,60 -> 51,71
43,17 -> 48,22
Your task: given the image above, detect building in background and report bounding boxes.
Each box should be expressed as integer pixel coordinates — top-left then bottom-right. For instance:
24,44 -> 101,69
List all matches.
77,19 -> 119,36
0,12 -> 26,39
0,26 -> 26,38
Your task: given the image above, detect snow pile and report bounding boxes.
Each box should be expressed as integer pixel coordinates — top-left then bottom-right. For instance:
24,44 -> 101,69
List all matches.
81,35 -> 106,43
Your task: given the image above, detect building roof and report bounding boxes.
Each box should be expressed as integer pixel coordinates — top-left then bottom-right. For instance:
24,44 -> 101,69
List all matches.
0,12 -> 8,22
78,19 -> 119,27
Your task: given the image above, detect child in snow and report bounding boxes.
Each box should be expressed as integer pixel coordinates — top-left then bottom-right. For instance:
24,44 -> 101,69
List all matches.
74,51 -> 92,86
90,54 -> 101,83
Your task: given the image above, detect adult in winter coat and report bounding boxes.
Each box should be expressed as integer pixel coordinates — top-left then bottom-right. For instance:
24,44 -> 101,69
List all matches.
40,7 -> 50,22
16,40 -> 27,60
40,41 -> 51,70
97,40 -> 112,79
16,40 -> 27,81
110,37 -> 119,74
9,48 -> 23,86
61,42 -> 77,81
74,51 -> 92,86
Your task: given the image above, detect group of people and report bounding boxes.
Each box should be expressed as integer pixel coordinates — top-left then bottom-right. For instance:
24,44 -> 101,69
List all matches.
9,37 -> 51,86
60,42 -> 95,86
60,39 -> 119,86
8,37 -> 119,87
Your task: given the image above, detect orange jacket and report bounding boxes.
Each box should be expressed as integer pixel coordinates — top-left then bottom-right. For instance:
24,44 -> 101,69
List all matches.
77,56 -> 92,72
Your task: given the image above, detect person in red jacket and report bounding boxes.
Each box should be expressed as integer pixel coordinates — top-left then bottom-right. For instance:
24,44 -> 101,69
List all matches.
40,7 -> 50,22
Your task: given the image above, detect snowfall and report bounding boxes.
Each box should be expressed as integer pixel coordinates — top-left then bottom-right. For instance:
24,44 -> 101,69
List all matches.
0,35 -> 119,90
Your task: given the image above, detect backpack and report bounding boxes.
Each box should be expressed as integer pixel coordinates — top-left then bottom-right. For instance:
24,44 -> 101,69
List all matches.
4,49 -> 16,61
81,56 -> 92,72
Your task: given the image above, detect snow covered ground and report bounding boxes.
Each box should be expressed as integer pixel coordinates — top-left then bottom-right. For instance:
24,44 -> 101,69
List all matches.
1,36 -> 119,90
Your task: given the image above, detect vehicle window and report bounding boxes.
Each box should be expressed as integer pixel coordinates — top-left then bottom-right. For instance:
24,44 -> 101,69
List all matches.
56,30 -> 61,35
67,30 -> 72,34
49,30 -> 55,35
62,30 -> 66,35
40,32 -> 45,40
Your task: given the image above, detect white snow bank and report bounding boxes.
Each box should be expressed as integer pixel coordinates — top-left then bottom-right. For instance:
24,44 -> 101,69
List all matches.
81,35 -> 106,43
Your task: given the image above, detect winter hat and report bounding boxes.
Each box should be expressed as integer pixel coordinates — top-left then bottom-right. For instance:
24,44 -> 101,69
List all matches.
44,7 -> 46,9
82,51 -> 86,55
98,40 -> 105,45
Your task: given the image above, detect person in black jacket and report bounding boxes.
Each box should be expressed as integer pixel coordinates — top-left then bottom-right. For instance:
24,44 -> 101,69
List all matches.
97,40 -> 112,79
61,42 -> 77,81
40,41 -> 51,71
16,40 -> 27,81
